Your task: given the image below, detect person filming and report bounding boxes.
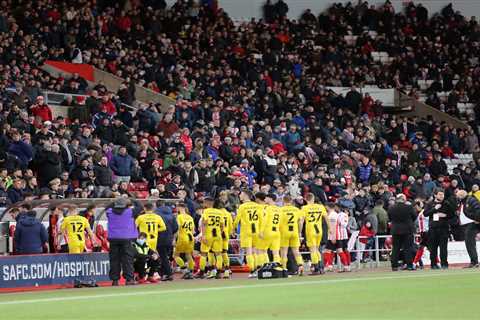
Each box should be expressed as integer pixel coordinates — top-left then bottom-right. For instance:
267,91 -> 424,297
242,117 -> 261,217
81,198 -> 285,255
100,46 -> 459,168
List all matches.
456,190 -> 480,268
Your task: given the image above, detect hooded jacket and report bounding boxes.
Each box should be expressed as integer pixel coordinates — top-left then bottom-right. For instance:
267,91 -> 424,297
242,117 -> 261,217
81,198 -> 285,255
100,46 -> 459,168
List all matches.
464,196 -> 480,223
14,211 -> 48,254
156,206 -> 178,246
106,206 -> 138,240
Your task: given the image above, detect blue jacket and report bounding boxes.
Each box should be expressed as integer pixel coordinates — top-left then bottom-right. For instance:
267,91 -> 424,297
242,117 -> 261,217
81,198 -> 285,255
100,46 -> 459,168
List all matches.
14,212 -> 48,254
8,141 -> 33,167
110,153 -> 134,176
156,206 -> 178,247
7,187 -> 24,204
357,164 -> 372,183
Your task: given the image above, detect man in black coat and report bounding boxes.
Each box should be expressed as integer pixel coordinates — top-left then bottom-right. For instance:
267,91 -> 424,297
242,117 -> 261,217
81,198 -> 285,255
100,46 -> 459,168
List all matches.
156,203 -> 178,281
94,156 -> 114,196
388,194 -> 417,271
424,189 -> 456,269
456,190 -> 480,268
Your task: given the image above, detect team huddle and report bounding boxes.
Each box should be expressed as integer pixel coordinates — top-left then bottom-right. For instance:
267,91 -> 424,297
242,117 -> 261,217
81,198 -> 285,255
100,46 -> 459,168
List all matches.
57,191 -> 352,281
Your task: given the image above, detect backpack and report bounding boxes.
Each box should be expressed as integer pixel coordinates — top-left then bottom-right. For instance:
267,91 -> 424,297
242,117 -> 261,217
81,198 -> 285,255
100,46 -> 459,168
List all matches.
257,262 -> 288,279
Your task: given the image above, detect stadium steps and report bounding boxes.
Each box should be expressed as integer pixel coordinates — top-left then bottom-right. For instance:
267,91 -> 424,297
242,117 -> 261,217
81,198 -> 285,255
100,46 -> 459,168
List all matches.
41,64 -> 175,112
444,154 -> 474,174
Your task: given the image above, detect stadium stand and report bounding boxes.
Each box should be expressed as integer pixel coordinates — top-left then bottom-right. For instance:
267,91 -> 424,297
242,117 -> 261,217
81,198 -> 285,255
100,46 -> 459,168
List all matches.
0,1 -> 479,266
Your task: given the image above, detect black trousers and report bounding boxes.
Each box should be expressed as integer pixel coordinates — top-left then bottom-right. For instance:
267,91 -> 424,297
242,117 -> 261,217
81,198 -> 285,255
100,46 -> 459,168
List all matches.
465,223 -> 480,265
428,228 -> 449,267
109,240 -> 135,281
134,257 -> 161,278
157,245 -> 173,276
391,233 -> 414,268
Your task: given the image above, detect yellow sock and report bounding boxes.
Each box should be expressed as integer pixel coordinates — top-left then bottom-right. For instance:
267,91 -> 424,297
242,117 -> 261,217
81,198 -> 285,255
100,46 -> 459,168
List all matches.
281,256 -> 287,269
208,252 -> 215,266
222,253 -> 230,268
273,254 -> 281,264
246,254 -> 255,271
175,256 -> 185,268
199,256 -> 207,271
187,258 -> 194,271
215,254 -> 223,270
295,255 -> 304,266
256,253 -> 263,267
311,252 -> 319,265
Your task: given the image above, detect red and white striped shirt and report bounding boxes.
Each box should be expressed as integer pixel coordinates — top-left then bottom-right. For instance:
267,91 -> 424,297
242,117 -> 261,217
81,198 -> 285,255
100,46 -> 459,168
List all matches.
328,210 -> 349,241
417,210 -> 429,233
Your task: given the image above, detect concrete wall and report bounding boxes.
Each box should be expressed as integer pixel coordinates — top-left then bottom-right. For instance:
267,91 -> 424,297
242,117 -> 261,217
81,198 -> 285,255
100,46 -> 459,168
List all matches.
168,0 -> 480,21
397,90 -> 469,129
41,64 -> 175,113
93,68 -> 175,112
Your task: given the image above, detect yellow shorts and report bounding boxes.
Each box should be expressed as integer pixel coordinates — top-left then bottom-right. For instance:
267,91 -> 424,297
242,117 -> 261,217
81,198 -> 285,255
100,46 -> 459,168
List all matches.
176,240 -> 194,254
146,239 -> 158,251
200,237 -> 223,253
257,233 -> 281,251
240,233 -> 259,248
68,243 -> 85,254
281,233 -> 300,248
306,232 -> 322,248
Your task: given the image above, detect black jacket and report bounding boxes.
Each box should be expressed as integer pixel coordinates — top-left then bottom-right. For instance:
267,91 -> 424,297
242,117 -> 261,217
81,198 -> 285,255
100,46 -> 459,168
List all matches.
94,164 -> 113,187
388,202 -> 417,235
424,199 -> 456,229
156,206 -> 178,247
36,151 -> 62,185
464,196 -> 480,223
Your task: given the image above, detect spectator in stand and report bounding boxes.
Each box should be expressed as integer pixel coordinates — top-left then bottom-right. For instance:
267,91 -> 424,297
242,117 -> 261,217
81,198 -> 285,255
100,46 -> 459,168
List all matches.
30,96 -> 52,125
94,156 -> 114,196
14,209 -> 48,255
8,129 -> 33,169
110,146 -> 134,183
8,178 -> 24,204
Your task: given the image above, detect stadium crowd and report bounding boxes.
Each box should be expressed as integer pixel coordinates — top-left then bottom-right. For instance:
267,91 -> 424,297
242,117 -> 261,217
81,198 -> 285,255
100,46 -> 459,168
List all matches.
2,0 -> 480,280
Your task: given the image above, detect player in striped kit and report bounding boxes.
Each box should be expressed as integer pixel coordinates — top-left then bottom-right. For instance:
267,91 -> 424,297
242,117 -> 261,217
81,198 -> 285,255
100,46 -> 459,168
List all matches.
323,203 -> 351,272
413,199 -> 429,269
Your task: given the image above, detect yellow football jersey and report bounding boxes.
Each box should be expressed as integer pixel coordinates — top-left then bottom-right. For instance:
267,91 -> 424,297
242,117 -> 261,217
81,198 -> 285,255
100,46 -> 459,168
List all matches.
135,212 -> 167,244
302,203 -> 327,233
261,205 -> 281,235
221,209 -> 234,236
234,201 -> 262,235
61,215 -> 89,244
280,205 -> 304,234
202,208 -> 225,239
177,212 -> 195,241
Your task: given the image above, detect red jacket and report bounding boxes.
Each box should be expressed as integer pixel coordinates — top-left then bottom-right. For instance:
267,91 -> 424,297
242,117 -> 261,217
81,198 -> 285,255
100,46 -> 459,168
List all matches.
181,133 -> 193,155
359,225 -> 375,244
101,100 -> 116,115
31,104 -> 53,122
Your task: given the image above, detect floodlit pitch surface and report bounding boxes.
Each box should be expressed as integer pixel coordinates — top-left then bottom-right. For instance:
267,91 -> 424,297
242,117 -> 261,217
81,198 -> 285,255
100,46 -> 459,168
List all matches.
0,269 -> 478,319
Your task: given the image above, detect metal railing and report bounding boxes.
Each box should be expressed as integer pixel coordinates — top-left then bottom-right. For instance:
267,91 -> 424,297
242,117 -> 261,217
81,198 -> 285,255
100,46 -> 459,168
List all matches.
41,90 -> 136,111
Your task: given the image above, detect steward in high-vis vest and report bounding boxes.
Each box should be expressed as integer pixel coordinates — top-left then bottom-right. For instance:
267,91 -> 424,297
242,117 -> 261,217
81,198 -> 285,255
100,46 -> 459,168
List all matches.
133,232 -> 161,283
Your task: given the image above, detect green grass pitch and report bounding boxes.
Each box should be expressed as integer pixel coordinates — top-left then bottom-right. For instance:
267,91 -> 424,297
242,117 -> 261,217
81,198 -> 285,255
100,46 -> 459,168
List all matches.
0,269 -> 478,319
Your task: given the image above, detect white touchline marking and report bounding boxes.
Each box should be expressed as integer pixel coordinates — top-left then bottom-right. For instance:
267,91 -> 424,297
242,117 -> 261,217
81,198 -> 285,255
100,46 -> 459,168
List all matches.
0,271 -> 477,306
